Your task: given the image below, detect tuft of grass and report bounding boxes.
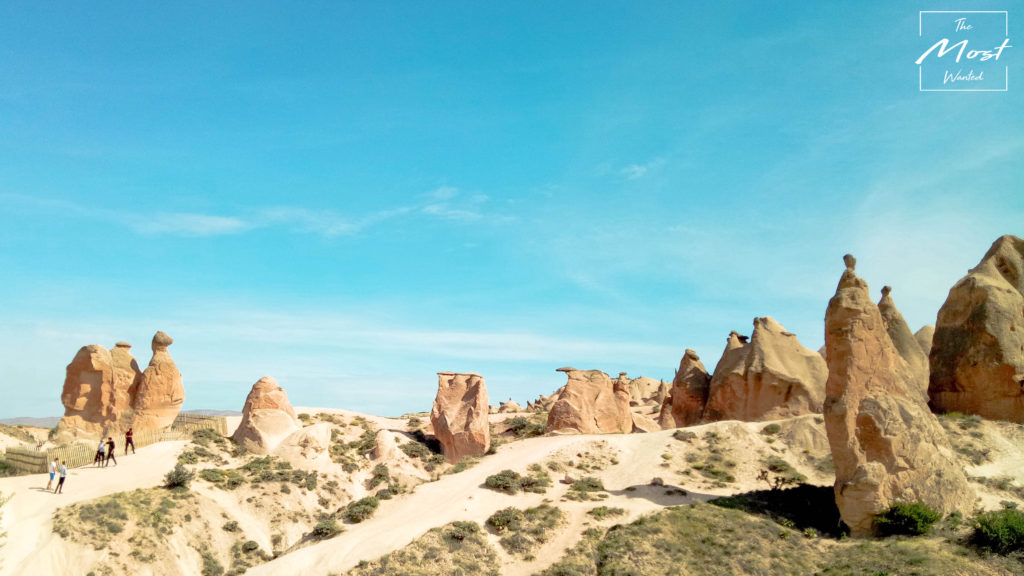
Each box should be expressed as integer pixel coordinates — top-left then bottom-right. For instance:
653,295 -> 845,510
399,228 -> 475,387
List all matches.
485,504 -> 564,556
588,506 -> 625,521
164,463 -> 194,489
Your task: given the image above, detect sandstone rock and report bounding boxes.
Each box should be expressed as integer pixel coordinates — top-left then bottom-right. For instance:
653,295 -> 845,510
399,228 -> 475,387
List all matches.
372,429 -> 400,461
824,254 -> 974,536
232,376 -> 301,454
658,349 -> 711,428
929,235 -> 1024,422
431,372 -> 490,463
703,318 -> 827,422
57,345 -> 116,440
110,343 -> 143,416
878,286 -> 929,401
273,422 -> 333,468
546,368 -> 631,434
631,411 -> 661,433
498,399 -> 521,413
914,326 -> 935,356
623,374 -> 663,406
132,331 -> 184,431
527,387 -> 563,412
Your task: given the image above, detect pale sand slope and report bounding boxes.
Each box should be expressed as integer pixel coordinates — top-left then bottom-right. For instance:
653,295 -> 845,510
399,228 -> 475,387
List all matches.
0,441 -> 187,576
247,417 -> 815,576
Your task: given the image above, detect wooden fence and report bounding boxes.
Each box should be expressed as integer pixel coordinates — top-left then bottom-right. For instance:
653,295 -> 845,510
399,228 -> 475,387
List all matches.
2,413 -> 228,475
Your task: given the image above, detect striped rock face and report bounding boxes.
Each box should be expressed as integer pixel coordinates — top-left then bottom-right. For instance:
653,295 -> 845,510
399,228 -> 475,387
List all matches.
431,372 -> 490,463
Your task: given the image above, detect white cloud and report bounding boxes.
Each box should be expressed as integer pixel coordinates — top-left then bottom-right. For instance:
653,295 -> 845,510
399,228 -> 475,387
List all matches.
131,212 -> 252,237
619,157 -> 665,180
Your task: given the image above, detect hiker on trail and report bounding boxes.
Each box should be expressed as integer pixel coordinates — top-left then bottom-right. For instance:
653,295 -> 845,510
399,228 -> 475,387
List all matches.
54,460 -> 67,494
125,427 -> 135,455
46,457 -> 58,490
94,440 -> 105,466
104,437 -> 117,467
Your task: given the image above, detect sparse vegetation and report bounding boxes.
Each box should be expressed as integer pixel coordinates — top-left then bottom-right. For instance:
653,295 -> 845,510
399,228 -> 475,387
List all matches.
164,463 -> 195,489
565,476 -> 606,502
587,506 -> 625,521
672,429 -> 697,442
504,415 -> 546,438
368,464 -> 390,490
485,504 -> 564,555
342,521 -> 499,576
484,466 -> 551,495
757,456 -> 806,490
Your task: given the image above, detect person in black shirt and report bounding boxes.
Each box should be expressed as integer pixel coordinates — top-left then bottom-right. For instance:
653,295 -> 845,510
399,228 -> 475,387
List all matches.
104,437 -> 117,467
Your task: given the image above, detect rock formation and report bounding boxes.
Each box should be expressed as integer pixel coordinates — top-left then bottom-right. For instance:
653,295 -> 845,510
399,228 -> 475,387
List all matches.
914,326 -> 935,356
527,386 -> 563,412
273,422 -> 332,468
57,342 -> 143,440
658,349 -> 711,428
546,368 -> 631,434
631,411 -> 661,433
622,374 -> 663,406
929,235 -> 1024,422
877,286 -> 929,401
498,399 -> 521,413
430,372 -> 490,463
824,254 -> 974,536
132,331 -> 184,431
232,376 -> 302,454
703,318 -> 827,422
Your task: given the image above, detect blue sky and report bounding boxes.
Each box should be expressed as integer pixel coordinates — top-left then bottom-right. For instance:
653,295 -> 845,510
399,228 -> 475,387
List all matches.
1,1 -> 1021,418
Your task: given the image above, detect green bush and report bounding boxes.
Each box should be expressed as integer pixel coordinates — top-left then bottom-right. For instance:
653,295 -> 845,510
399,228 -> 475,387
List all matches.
487,507 -> 523,532
222,520 -> 239,532
873,502 -> 941,536
345,497 -> 380,523
486,469 -> 523,494
368,464 -> 390,489
445,520 -> 480,541
760,423 -> 782,436
312,517 -> 342,539
971,508 -> 1024,554
199,469 -> 225,483
164,463 -> 194,490
505,416 -> 546,438
571,477 -> 604,492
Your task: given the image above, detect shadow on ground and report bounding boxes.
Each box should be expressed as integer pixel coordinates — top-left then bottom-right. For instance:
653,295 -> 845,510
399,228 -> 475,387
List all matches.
708,483 -> 849,537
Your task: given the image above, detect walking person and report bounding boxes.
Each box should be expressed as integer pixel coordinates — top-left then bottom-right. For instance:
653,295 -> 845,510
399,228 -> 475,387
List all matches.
54,460 -> 67,494
94,439 -> 105,467
46,457 -> 58,491
104,436 -> 117,467
125,427 -> 135,455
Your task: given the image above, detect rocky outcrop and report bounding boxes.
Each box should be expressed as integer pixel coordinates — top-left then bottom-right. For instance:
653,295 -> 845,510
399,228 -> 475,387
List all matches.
824,254 -> 973,536
57,342 -> 143,440
878,286 -> 929,401
929,235 -> 1024,422
631,411 -> 662,433
431,372 -> 490,463
658,349 -> 711,428
232,376 -> 301,454
527,386 -> 563,412
498,400 -> 521,413
703,318 -> 827,422
914,326 -> 935,356
622,374 -> 663,406
273,422 -> 332,468
546,368 -> 631,434
132,331 -> 184,431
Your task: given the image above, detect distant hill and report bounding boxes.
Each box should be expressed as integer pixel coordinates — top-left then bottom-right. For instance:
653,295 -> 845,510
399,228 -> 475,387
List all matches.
0,409 -> 241,428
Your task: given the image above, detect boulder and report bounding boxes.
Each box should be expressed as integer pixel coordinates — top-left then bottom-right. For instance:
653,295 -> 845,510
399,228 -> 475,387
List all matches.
430,372 -> 490,463
273,422 -> 333,468
631,411 -> 661,433
929,235 -> 1024,422
658,349 -> 711,428
914,326 -> 935,356
232,376 -> 301,454
877,286 -> 930,401
546,368 -> 631,434
132,331 -> 184,431
824,254 -> 973,536
703,318 -> 827,422
527,387 -> 562,412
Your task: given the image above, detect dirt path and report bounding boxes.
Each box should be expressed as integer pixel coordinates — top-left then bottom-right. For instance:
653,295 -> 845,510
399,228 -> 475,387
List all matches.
0,441 -> 187,576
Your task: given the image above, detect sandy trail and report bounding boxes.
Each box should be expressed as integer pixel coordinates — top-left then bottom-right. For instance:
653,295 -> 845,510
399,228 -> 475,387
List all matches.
247,428 -> 726,576
0,441 -> 187,576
